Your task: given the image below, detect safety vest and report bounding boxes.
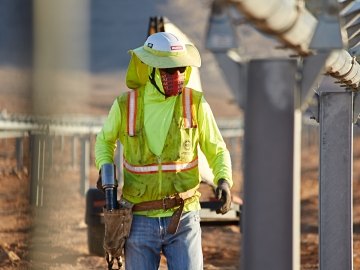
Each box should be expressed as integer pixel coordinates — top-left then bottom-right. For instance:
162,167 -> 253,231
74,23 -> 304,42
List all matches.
117,87 -> 203,214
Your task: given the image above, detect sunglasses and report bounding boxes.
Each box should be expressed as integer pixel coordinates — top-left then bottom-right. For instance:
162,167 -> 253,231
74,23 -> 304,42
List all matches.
160,67 -> 186,74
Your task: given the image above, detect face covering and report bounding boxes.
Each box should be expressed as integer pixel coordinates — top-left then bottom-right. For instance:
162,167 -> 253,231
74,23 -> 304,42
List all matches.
159,67 -> 186,97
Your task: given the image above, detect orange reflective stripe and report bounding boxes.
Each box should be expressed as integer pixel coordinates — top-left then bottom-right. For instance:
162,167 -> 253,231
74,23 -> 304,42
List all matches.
123,157 -> 198,174
128,88 -> 194,135
127,91 -> 137,136
182,88 -> 193,128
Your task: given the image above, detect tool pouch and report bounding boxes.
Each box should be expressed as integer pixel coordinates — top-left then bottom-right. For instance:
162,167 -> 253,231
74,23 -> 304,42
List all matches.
103,204 -> 133,258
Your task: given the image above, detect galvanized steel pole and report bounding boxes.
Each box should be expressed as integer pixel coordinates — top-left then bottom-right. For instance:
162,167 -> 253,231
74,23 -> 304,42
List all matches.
71,136 -> 77,168
32,0 -> 90,115
242,59 -> 301,270
29,134 -> 46,207
15,137 -> 24,171
80,136 -> 90,196
319,91 -> 353,270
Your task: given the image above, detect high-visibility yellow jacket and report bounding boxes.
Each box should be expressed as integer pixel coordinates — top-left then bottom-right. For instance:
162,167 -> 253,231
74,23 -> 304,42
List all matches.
95,56 -> 232,217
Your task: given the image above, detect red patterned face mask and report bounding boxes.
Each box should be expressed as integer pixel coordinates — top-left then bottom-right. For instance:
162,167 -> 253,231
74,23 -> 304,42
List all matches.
160,67 -> 186,97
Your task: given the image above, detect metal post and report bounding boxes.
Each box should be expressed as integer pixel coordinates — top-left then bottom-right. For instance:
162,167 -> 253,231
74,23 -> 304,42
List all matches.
242,59 -> 300,270
80,136 -> 90,195
45,135 -> 53,170
39,135 -> 46,206
319,91 -> 353,270
30,134 -> 45,207
30,134 -> 39,205
71,136 -> 77,168
60,135 -> 64,152
32,0 -> 90,115
16,137 -> 24,171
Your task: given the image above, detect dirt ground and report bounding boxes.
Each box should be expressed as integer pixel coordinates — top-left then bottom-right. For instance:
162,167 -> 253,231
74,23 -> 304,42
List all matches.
0,137 -> 242,270
1,68 -> 360,269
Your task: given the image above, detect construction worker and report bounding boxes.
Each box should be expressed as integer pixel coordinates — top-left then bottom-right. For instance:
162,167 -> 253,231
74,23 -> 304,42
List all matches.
95,31 -> 233,270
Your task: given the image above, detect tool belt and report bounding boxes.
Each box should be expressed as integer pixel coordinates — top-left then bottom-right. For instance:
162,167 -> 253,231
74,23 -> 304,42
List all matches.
132,189 -> 196,234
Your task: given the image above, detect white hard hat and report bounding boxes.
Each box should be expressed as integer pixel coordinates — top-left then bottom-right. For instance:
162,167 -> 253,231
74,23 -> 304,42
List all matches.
130,32 -> 201,68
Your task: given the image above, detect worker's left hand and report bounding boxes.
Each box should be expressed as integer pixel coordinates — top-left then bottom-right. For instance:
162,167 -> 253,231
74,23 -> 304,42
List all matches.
96,170 -> 104,193
215,179 -> 232,215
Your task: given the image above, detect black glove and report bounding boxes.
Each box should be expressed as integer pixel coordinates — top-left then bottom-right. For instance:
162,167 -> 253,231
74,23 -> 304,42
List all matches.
215,179 -> 232,214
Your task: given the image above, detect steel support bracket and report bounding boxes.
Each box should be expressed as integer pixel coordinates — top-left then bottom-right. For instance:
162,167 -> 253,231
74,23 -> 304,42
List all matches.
309,13 -> 344,50
300,52 -> 330,111
205,0 -> 238,52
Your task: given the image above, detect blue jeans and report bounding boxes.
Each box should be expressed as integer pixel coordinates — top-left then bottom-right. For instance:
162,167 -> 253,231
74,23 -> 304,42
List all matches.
125,211 -> 203,270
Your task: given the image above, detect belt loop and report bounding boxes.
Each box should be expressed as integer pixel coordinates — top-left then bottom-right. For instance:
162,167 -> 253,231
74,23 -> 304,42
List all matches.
162,196 -> 169,210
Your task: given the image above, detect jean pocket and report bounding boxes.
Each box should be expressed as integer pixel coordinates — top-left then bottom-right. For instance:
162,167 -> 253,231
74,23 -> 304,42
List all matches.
182,210 -> 201,224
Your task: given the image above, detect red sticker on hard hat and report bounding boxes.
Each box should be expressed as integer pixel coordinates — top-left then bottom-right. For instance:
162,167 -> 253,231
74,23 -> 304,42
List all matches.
170,45 -> 183,51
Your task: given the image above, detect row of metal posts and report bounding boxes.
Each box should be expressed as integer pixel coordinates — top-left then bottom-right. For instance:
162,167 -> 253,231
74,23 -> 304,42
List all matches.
241,58 -> 354,270
27,133 -> 117,207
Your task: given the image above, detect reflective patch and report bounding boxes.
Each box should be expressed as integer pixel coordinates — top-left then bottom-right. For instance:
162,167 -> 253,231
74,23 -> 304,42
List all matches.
123,158 -> 198,174
127,91 -> 137,136
170,45 -> 183,51
182,88 -> 193,128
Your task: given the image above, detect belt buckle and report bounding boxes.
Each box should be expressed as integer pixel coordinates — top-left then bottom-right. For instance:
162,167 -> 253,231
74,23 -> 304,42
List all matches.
162,195 -> 183,210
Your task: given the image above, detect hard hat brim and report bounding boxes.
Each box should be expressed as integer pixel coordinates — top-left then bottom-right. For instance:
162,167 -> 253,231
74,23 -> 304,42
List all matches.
130,43 -> 201,68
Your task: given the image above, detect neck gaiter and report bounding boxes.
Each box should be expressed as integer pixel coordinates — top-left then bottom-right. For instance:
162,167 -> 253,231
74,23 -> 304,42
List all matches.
160,70 -> 185,97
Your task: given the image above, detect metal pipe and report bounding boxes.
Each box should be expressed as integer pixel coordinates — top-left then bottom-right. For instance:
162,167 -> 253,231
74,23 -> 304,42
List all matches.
326,50 -> 360,88
232,0 -> 316,54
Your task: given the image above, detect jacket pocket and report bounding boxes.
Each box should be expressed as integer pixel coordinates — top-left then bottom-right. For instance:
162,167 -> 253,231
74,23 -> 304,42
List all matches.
173,172 -> 199,194
122,180 -> 146,198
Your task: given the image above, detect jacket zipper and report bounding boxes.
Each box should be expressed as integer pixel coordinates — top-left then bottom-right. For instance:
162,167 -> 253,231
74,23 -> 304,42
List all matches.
157,156 -> 162,196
